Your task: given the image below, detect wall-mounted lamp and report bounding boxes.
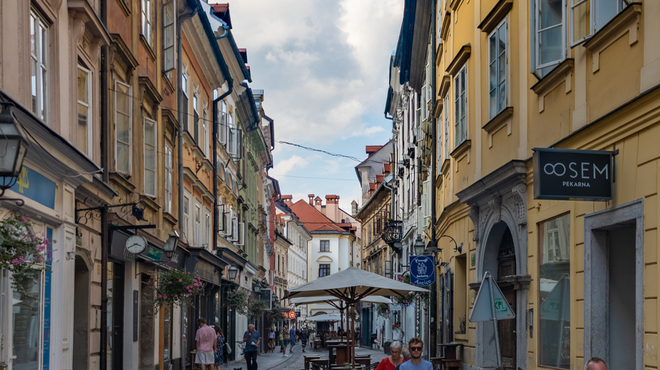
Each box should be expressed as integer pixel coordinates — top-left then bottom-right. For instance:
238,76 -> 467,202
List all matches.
163,231 -> 180,259
228,264 -> 239,280
439,235 -> 463,254
0,104 -> 29,205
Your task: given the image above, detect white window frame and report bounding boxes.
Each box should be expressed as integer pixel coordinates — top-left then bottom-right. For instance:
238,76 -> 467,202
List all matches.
454,65 -> 467,148
444,94 -> 449,160
193,94 -> 200,144
183,192 -> 191,243
237,222 -> 245,246
115,80 -> 132,174
164,145 -> 173,214
77,65 -> 93,156
195,202 -> 201,247
533,0 -> 566,77
30,11 -> 48,122
182,72 -> 189,131
570,0 -> 628,46
488,19 -> 508,120
144,117 -> 157,197
141,0 -> 152,45
219,101 -> 227,145
205,208 -> 212,249
203,108 -> 208,156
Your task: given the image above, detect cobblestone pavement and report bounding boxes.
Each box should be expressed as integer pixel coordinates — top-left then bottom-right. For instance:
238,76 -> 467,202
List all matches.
224,345 -> 388,370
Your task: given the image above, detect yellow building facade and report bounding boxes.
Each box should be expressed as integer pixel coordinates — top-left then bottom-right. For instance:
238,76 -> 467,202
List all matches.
413,0 -> 660,369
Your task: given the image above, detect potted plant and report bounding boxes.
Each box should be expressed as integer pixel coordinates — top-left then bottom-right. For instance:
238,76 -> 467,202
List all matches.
377,303 -> 390,318
226,288 -> 249,315
0,214 -> 48,297
150,269 -> 203,308
383,341 -> 392,355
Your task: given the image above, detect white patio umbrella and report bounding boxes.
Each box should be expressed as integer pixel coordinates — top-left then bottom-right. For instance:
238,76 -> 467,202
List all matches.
306,314 -> 342,322
285,267 -> 429,367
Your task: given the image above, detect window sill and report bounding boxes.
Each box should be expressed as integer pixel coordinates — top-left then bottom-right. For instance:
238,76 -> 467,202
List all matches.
434,97 -> 444,119
163,72 -> 176,95
448,0 -> 463,11
531,59 -> 574,113
450,140 -> 471,172
163,211 -> 177,225
435,42 -> 444,66
139,34 -> 157,61
583,3 -> 642,73
441,12 -> 451,41
115,0 -> 131,16
441,158 -> 451,175
138,76 -> 163,106
482,107 -> 513,148
140,194 -> 160,212
478,0 -> 513,34
446,44 -> 471,76
109,171 -> 135,193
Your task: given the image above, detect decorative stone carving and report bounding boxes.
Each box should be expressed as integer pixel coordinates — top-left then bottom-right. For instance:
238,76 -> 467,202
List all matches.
511,183 -> 527,226
467,206 -> 479,241
488,196 -> 502,224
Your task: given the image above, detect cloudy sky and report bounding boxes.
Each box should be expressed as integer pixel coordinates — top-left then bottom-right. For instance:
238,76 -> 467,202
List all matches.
227,0 -> 403,211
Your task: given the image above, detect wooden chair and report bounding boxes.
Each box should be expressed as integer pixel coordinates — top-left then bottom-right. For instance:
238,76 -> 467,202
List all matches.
304,354 -> 321,370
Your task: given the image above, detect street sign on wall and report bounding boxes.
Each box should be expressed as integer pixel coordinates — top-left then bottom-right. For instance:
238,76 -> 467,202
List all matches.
533,148 -> 614,201
469,272 -> 515,322
409,255 -> 435,286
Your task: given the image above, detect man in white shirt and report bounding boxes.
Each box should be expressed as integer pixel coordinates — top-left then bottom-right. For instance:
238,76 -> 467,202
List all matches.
392,321 -> 404,343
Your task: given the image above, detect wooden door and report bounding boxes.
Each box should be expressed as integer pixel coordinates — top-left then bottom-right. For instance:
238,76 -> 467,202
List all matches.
497,257 -> 516,369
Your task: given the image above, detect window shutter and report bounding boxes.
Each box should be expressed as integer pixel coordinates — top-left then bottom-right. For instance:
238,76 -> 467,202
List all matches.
238,222 -> 245,246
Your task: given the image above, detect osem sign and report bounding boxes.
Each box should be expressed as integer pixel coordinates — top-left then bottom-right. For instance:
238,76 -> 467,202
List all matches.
533,148 -> 614,201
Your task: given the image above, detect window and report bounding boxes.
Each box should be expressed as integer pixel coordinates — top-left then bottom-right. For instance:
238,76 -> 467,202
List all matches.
538,213 -> 571,369
30,11 -> 48,121
205,210 -> 211,249
141,0 -> 152,45
163,1 -> 175,77
203,108 -> 208,155
195,203 -> 201,247
320,240 -> 330,252
319,264 -> 330,277
115,81 -> 132,174
454,66 -> 467,147
218,101 -> 227,145
77,66 -> 92,156
181,73 -> 189,131
193,95 -> 199,144
183,194 -> 190,242
571,0 -> 628,45
144,118 -> 156,196
534,0 -> 565,77
164,145 -> 172,214
488,20 -> 507,119
444,94 -> 449,160
226,112 -> 233,150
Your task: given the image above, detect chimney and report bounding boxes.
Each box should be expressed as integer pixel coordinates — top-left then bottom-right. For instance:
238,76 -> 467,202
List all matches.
308,194 -> 315,205
325,195 -> 340,223
351,200 -> 358,217
314,196 -> 323,212
281,195 -> 293,206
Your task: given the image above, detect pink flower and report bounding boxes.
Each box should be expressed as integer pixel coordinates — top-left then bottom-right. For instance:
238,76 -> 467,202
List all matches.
158,295 -> 163,299
163,295 -> 168,299
187,272 -> 191,274
11,259 -> 19,264
179,279 -> 182,282
175,295 -> 178,298
168,281 -> 172,284
150,276 -> 155,279
21,215 -> 29,223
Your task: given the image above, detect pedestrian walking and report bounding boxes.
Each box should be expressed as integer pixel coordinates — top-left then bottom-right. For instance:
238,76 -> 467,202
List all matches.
195,318 -> 217,370
396,337 -> 432,370
268,329 -> 275,353
243,324 -> 260,370
289,325 -> 297,352
585,357 -> 607,370
392,322 -> 404,343
375,341 -> 404,370
300,328 -> 308,352
282,325 -> 290,356
214,325 -> 225,369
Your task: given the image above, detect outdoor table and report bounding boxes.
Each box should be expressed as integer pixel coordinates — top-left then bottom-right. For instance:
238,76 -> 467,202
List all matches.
328,341 -> 352,365
305,354 -> 321,370
438,343 -> 463,370
355,357 -> 371,368
311,358 -> 330,370
314,339 -> 322,350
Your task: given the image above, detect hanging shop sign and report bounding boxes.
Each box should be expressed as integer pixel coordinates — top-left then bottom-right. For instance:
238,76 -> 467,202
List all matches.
409,255 -> 435,286
533,148 -> 615,201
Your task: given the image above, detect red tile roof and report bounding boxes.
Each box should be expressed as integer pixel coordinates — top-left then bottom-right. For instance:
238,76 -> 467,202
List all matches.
289,200 -> 347,233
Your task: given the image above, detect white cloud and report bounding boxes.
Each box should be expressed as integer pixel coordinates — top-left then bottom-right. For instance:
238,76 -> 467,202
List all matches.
272,155 -> 309,176
348,126 -> 386,138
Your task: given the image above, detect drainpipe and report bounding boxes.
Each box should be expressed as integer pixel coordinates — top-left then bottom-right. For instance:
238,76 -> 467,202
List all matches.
100,1 -> 109,369
430,0 -> 438,356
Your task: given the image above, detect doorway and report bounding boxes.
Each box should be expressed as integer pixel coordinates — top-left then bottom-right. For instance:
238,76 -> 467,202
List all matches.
107,262 -> 125,370
73,256 -> 90,370
497,229 -> 516,370
584,200 -> 643,370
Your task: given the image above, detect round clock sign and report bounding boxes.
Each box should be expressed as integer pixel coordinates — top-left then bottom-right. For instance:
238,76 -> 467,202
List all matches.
125,235 -> 147,254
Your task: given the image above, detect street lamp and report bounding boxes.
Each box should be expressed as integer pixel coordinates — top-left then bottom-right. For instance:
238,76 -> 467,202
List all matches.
228,264 -> 238,280
0,105 -> 29,197
414,235 -> 425,256
163,231 -> 179,259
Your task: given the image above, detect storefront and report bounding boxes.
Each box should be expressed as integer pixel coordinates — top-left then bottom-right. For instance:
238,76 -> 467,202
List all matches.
108,228 -> 187,370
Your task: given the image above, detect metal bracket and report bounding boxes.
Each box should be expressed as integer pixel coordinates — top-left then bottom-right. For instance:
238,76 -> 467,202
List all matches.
612,144 -> 620,183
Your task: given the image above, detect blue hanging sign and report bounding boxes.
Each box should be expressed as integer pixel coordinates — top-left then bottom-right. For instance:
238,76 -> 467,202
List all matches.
9,166 -> 56,209
409,255 -> 435,286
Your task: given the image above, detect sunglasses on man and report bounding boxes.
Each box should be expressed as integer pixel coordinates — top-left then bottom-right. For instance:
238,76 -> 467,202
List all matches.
410,346 -> 423,351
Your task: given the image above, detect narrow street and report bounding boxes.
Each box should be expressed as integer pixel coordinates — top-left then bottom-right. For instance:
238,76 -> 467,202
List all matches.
228,346 -> 388,370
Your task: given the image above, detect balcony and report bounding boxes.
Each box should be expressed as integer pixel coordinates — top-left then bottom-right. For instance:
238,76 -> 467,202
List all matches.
382,220 -> 403,246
